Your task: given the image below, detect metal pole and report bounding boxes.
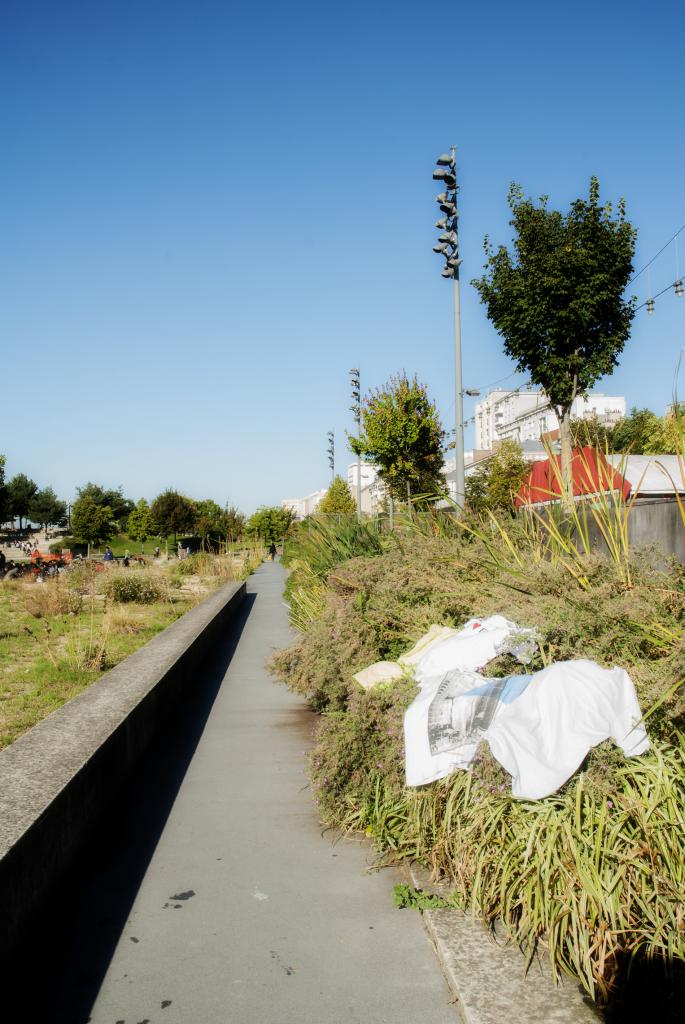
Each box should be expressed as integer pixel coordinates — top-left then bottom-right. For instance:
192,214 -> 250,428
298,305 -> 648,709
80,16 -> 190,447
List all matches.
451,146 -> 465,508
356,392 -> 362,522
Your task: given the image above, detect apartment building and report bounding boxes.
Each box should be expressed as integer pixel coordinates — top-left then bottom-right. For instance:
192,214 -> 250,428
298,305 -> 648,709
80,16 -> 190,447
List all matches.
475,389 -> 625,449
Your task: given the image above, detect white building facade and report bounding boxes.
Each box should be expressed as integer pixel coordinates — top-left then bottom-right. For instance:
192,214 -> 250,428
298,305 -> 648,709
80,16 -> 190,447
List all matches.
281,489 -> 328,520
475,389 -> 625,450
347,462 -> 379,490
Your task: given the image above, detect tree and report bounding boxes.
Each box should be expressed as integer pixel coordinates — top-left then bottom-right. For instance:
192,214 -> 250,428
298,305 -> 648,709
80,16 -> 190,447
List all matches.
465,440 -> 529,515
71,495 -> 115,555
246,506 -> 295,545
317,475 -> 356,516
150,489 -> 195,546
224,505 -> 246,544
571,415 -> 614,451
571,408 -> 678,455
609,407 -> 675,454
349,373 -> 445,503
28,487 -> 68,531
76,482 -> 134,530
194,499 -> 228,550
8,473 -> 38,530
473,178 -> 636,507
126,498 -> 154,551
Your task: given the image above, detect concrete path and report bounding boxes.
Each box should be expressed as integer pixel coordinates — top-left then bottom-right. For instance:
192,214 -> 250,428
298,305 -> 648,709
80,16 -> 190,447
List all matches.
80,560 -> 456,1024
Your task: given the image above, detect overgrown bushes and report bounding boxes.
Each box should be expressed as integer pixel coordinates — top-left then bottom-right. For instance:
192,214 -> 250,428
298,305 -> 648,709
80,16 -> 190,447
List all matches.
270,515 -> 685,1013
103,572 -> 166,604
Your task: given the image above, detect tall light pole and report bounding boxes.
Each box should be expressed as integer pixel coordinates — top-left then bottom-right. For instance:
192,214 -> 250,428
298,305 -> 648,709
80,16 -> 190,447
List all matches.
432,147 -> 464,507
350,368 -> 362,521
327,431 -> 335,481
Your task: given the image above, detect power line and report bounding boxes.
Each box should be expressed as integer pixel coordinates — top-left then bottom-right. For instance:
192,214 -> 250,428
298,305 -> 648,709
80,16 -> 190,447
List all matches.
630,223 -> 685,285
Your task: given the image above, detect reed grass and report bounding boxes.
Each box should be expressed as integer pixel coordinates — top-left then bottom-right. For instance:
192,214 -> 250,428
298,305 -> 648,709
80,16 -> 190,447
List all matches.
272,508 -> 685,1008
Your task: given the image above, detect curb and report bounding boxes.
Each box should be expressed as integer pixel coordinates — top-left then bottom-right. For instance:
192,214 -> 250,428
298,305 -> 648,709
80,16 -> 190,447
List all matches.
406,863 -> 600,1024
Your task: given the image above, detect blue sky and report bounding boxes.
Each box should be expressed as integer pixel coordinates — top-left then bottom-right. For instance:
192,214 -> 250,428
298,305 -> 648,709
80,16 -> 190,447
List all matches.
2,0 -> 683,513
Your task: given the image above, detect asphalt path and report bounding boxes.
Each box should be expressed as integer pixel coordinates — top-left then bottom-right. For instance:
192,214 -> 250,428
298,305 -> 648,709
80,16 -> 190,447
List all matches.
18,559 -> 456,1024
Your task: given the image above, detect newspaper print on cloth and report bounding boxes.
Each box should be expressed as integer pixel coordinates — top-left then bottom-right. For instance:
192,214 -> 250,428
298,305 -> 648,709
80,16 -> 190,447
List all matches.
427,671 -> 532,756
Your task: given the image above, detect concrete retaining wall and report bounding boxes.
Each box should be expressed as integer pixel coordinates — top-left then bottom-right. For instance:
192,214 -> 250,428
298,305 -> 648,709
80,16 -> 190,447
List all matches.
578,498 -> 685,564
0,579 -> 245,963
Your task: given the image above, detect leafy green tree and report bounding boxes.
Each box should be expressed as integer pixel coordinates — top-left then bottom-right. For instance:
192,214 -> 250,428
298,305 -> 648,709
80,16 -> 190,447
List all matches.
609,407 -> 675,454
71,495 -> 115,555
224,505 -> 246,543
126,498 -> 154,551
8,473 -> 38,530
150,489 -> 195,545
28,487 -> 68,531
349,373 -> 445,503
317,475 -> 356,516
465,441 -> 529,515
246,506 -> 295,545
194,499 -> 229,549
571,415 -> 614,451
473,178 -> 636,507
76,483 -> 134,529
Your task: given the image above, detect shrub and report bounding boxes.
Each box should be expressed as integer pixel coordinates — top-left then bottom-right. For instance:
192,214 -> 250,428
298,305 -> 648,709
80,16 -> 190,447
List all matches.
271,523 -> 685,1010
21,581 -> 83,618
103,572 -> 165,604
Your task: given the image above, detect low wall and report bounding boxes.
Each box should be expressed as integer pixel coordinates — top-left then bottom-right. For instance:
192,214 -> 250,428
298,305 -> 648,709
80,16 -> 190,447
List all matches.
0,579 -> 245,963
580,498 -> 685,564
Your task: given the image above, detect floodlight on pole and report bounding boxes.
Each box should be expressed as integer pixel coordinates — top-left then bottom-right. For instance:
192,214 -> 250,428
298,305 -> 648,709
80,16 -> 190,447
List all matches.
431,144 -> 465,509
350,368 -> 362,521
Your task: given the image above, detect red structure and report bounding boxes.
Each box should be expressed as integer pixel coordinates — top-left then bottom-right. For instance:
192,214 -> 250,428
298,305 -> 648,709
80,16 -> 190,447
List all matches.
516,447 -> 631,508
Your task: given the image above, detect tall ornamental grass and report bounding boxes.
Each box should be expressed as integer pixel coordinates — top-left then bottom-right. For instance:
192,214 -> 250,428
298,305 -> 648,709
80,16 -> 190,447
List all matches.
271,513 -> 685,1011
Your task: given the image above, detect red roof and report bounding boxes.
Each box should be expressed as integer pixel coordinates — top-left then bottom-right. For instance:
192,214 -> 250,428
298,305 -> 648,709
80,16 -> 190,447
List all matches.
516,447 -> 631,507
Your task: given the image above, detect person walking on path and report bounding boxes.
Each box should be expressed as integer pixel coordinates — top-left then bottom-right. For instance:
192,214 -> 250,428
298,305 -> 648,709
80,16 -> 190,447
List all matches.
268,541 -> 277,560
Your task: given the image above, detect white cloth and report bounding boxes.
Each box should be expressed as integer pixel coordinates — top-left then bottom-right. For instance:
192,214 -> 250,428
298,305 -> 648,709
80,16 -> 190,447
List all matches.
404,616 -> 536,786
406,656 -> 649,798
485,660 -> 649,799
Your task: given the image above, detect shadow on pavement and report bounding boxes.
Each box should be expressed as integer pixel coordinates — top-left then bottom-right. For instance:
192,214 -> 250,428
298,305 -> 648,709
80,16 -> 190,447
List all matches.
5,592 -> 256,1024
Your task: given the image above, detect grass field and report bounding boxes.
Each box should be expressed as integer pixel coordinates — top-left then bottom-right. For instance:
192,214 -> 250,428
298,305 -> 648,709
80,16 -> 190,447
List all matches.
0,550 -> 260,750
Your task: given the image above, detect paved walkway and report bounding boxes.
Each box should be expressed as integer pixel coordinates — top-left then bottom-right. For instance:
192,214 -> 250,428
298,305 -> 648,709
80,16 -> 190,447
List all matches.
77,560 -> 456,1023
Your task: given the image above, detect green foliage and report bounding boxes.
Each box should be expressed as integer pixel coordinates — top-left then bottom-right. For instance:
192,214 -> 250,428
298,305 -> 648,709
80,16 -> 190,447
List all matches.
193,500 -> 245,546
350,373 -> 445,502
49,536 -> 81,553
246,505 -> 295,545
71,495 -> 115,547
103,572 -> 165,604
610,406 -> 676,454
317,475 -> 356,516
150,489 -> 195,542
572,407 -> 679,455
28,487 -> 67,530
76,482 -> 133,529
281,517 -> 388,637
473,179 -> 636,414
465,440 -> 529,514
392,884 -> 453,911
126,498 -> 154,545
8,473 -> 38,528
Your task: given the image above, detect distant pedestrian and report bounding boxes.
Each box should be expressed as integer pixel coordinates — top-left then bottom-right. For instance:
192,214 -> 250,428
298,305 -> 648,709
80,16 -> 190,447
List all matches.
268,542 -> 277,561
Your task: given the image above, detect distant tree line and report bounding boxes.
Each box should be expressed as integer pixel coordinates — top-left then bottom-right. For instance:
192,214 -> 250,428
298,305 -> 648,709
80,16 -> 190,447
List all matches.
0,456 -> 297,553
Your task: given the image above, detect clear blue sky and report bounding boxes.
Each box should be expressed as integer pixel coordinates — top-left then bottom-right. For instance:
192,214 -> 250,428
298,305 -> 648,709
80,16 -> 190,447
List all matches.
2,0 -> 683,513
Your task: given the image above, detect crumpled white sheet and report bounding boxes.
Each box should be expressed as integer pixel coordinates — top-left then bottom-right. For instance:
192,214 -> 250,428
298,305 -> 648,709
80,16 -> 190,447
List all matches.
403,616 -> 537,786
402,618 -> 650,797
